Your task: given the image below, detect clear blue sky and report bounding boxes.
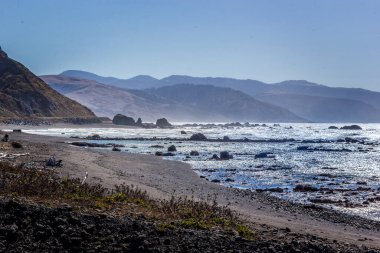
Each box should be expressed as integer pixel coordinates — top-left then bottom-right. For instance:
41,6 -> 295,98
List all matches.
1,0 -> 379,91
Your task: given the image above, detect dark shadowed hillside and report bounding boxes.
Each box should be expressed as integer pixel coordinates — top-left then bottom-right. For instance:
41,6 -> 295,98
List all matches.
0,50 -> 97,119
146,84 -> 306,122
257,93 -> 380,123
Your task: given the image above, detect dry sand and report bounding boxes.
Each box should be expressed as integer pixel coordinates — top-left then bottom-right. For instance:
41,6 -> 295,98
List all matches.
1,128 -> 379,249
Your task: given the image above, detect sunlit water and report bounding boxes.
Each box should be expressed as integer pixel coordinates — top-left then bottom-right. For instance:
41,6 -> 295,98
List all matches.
22,123 -> 380,221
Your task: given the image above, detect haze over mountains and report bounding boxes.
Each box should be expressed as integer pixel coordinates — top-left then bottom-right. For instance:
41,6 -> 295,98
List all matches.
42,75 -> 303,122
43,70 -> 380,123
0,50 -> 96,120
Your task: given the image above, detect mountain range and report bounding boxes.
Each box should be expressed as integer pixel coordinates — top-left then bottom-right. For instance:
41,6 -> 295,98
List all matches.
0,50 -> 97,120
41,75 -> 303,122
44,70 -> 380,123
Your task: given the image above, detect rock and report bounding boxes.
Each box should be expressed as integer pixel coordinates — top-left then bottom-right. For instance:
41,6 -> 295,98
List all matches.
87,134 -> 101,140
341,125 -> 362,130
135,118 -> 143,127
150,145 -> 164,148
328,126 -> 339,129
1,134 -> 9,142
156,118 -> 172,128
345,137 -> 359,143
180,130 -> 187,134
162,152 -> 175,156
254,152 -> 275,159
211,154 -> 219,160
223,136 -> 230,141
190,133 -> 207,141
168,145 -> 177,152
294,184 -> 318,192
11,142 -> 22,149
112,147 -> 121,152
155,151 -> 163,156
220,151 -> 233,160
112,114 -> 136,126
13,129 -> 22,133
189,150 -> 199,156
211,179 -> 221,183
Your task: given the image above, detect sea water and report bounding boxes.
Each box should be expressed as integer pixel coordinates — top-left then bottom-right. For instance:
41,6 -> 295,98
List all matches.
24,123 -> 380,221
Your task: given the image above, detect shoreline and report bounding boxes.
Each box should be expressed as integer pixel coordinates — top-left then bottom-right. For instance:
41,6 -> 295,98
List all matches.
1,129 -> 379,249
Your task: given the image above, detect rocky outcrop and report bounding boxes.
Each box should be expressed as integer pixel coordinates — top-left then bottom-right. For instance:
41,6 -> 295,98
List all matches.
112,114 -> 136,126
156,118 -> 172,128
136,118 -> 143,127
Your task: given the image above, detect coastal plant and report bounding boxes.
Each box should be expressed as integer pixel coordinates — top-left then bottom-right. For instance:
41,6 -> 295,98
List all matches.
0,161 -> 255,239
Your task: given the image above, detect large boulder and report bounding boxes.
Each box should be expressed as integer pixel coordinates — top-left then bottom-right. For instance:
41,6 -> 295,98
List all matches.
112,114 -> 136,126
190,133 -> 207,141
168,145 -> 177,152
156,118 -> 172,128
220,151 -> 233,160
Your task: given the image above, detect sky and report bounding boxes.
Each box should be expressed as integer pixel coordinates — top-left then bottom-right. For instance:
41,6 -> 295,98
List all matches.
0,0 -> 379,91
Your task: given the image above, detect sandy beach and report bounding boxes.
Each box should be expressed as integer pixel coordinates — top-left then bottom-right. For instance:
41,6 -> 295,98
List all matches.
1,126 -> 379,250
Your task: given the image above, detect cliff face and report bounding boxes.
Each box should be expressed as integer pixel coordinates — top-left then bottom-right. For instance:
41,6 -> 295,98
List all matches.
0,49 -> 97,119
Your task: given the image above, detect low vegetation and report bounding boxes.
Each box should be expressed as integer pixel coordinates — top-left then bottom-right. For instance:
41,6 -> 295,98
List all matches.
0,162 -> 254,239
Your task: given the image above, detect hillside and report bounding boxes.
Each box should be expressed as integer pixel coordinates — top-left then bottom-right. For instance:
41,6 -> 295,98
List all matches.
60,70 -> 159,90
41,75 -> 206,121
0,50 -> 97,120
43,75 -> 306,122
146,84 -> 305,122
257,93 -> 380,123
59,71 -> 380,122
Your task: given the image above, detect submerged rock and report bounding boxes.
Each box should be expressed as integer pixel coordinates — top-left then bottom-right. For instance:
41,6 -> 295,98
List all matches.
190,150 -> 199,156
162,152 -> 175,157
294,184 -> 318,192
254,152 -> 275,159
180,130 -> 187,134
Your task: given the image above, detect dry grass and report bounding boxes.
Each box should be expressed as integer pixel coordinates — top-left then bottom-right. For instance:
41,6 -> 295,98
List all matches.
0,162 -> 255,239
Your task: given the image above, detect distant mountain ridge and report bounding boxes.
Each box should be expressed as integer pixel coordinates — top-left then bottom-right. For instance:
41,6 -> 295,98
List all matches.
57,70 -> 380,122
42,75 -> 306,122
0,51 -> 97,120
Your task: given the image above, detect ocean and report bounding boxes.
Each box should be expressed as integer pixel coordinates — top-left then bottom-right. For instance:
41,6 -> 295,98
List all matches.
24,123 -> 380,221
